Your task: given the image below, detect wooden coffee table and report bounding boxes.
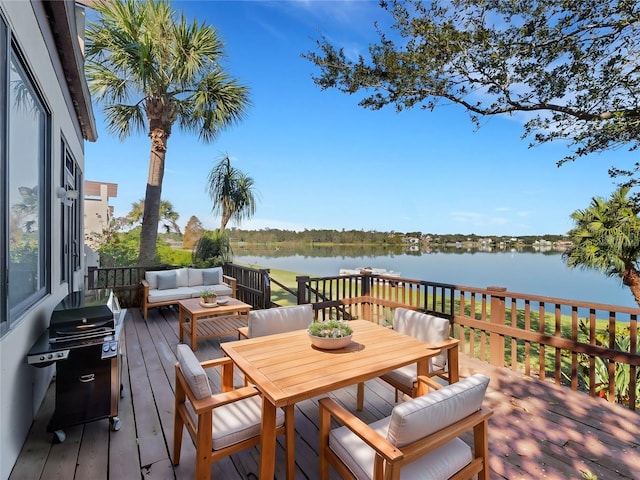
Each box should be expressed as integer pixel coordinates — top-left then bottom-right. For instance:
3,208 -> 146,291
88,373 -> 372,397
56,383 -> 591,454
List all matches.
178,297 -> 251,350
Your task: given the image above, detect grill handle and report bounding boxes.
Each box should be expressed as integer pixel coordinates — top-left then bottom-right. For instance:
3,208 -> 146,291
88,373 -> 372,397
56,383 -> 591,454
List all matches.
79,374 -> 95,383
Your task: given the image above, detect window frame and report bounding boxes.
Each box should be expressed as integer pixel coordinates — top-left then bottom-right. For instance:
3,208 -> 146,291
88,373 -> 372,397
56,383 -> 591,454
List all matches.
1,18 -> 52,336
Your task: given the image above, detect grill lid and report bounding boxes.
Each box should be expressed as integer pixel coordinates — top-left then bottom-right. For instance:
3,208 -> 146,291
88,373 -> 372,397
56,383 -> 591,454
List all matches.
50,305 -> 113,326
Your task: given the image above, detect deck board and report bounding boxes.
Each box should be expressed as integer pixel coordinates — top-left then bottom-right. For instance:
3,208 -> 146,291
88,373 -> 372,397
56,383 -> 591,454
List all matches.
10,306 -> 640,480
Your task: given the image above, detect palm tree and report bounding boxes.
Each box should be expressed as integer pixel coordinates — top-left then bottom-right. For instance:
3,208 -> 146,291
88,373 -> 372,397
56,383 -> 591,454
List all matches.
85,0 -> 249,266
206,154 -> 258,230
563,187 -> 640,306
126,199 -> 182,234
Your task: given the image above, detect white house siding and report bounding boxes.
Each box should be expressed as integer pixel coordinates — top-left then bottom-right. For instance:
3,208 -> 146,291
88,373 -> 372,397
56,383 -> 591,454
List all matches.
0,2 -> 95,479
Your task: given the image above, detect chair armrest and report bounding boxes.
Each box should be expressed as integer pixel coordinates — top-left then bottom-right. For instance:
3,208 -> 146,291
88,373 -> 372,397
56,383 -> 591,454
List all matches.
439,337 -> 459,349
416,375 -> 443,394
423,337 -> 458,351
426,337 -> 460,383
140,279 -> 150,294
237,326 -> 249,339
200,357 -> 233,369
200,356 -> 235,391
223,275 -> 237,298
400,407 -> 493,464
190,385 -> 260,415
318,397 -> 403,463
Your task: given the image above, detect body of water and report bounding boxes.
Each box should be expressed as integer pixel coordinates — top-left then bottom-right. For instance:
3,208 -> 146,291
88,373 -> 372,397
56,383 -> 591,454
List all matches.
233,247 -> 638,309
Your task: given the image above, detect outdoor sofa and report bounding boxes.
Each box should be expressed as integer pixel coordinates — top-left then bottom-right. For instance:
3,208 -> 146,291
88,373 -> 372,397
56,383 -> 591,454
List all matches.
140,267 -> 237,320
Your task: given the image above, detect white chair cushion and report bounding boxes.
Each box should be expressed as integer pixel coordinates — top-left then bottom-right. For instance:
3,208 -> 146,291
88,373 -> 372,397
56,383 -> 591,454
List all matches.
183,394 -> 286,451
248,304 -> 313,338
387,374 -> 489,447
212,395 -> 285,450
393,308 -> 450,369
383,363 -> 427,390
176,344 -> 212,400
329,418 -> 472,479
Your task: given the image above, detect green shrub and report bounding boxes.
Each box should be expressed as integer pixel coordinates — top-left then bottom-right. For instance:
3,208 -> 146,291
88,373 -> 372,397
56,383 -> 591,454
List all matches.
192,229 -> 232,267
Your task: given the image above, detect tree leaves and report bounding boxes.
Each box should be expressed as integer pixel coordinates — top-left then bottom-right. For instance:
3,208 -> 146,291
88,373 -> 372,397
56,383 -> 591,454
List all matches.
304,0 -> 640,182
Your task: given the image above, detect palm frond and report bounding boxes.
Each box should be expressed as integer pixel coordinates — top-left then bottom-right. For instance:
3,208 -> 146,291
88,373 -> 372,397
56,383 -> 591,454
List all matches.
104,104 -> 146,140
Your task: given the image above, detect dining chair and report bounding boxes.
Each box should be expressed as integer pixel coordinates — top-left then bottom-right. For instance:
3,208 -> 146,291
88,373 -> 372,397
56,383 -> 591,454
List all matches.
237,303 -> 314,339
380,307 -> 460,401
319,374 -> 493,480
172,344 -> 294,480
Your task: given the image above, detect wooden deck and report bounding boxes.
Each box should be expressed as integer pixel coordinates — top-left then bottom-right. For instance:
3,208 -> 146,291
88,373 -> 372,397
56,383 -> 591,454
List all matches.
10,306 -> 640,480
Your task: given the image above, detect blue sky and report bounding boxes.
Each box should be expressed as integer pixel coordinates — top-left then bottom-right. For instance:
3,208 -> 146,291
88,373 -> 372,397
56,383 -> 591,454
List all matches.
85,1 -> 634,236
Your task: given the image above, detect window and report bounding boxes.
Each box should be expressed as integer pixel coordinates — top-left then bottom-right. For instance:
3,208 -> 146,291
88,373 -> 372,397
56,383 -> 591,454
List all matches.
0,14 -> 6,333
60,142 -> 82,286
1,24 -> 51,335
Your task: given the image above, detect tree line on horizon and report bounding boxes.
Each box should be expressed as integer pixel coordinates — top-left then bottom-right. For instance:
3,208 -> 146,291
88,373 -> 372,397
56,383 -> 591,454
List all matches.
217,227 -> 567,246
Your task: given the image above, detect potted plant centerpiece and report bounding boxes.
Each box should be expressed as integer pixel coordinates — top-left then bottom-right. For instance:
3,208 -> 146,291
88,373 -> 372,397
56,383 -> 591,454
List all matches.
199,288 -> 218,307
308,319 -> 353,350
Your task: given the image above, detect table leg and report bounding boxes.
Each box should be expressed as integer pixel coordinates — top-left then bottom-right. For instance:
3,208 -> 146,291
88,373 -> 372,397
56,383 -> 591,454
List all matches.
191,314 -> 198,351
284,404 -> 295,480
356,382 -> 364,411
178,306 -> 185,342
260,397 -> 278,479
417,358 -> 429,378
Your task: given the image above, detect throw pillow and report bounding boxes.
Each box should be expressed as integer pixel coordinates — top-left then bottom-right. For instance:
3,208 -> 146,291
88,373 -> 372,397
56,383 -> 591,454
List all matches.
157,271 -> 177,290
202,267 -> 222,286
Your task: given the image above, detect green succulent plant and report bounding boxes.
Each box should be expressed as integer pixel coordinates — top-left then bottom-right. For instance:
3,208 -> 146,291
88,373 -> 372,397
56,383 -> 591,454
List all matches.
200,288 -> 217,302
308,320 -> 352,338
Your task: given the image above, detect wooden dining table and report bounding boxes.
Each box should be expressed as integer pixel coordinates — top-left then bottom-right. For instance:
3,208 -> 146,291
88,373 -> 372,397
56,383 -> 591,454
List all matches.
221,319 -> 442,479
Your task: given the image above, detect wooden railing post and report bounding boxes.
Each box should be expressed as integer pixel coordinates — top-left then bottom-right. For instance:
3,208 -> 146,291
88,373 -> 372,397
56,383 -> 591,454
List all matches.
87,266 -> 96,289
259,268 -> 271,309
362,273 -> 372,321
297,276 -> 309,306
488,286 -> 507,366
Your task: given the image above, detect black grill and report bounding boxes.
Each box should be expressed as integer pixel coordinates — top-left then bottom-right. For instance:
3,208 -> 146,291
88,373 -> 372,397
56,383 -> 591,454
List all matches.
26,290 -> 124,442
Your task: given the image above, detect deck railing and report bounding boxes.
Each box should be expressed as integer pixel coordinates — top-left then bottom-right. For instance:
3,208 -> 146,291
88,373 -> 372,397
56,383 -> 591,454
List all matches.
223,263 -> 272,309
298,273 -> 639,411
86,265 -> 148,307
85,263 -> 639,410
85,263 -> 251,307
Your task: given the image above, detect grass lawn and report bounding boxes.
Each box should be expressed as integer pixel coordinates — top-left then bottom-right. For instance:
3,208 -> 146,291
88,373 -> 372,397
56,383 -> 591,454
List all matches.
234,262 -> 301,306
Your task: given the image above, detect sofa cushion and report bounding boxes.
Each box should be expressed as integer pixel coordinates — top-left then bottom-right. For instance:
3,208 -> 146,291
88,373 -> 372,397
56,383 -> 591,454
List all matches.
175,268 -> 189,287
248,304 -> 313,338
145,270 -> 163,289
203,267 -> 223,286
176,344 -> 212,400
157,271 -> 178,290
189,283 -> 233,298
148,286 -> 195,303
386,374 -> 489,448
187,267 -> 223,286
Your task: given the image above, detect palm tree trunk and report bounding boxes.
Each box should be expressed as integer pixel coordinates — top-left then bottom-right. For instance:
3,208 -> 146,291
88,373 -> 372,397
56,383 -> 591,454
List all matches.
138,127 -> 168,266
220,209 -> 231,230
622,266 -> 640,307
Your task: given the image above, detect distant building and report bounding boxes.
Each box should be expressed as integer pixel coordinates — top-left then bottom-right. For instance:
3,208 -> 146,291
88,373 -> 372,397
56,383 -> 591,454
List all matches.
84,180 -> 118,248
